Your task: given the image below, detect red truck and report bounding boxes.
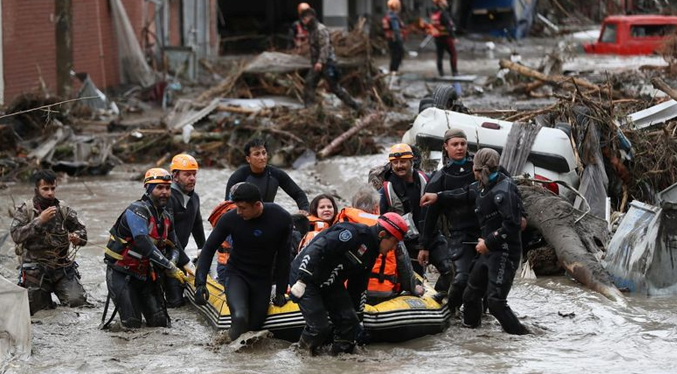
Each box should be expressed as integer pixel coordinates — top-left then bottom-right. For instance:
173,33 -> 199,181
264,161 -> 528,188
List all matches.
584,15 -> 677,55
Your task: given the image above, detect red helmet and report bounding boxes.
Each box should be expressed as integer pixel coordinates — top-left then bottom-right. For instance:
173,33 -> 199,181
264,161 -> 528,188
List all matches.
377,212 -> 408,241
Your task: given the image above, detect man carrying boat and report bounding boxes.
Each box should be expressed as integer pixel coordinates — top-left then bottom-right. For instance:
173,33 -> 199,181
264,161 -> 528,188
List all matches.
194,183 -> 292,341
289,212 -> 408,355
103,168 -> 186,328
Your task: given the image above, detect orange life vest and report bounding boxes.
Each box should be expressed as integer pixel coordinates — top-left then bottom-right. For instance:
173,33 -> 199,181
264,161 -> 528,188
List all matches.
208,201 -> 237,265
334,207 -> 399,295
431,10 -> 448,37
297,215 -> 332,252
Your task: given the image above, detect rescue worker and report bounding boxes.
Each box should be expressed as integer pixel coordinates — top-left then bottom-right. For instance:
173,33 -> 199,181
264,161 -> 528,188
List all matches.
289,212 -> 408,355
379,144 -> 454,293
420,128 -> 481,312
11,169 -> 88,315
430,0 -> 458,76
297,194 -> 338,252
382,0 -> 405,73
208,182 -> 242,287
194,183 -> 292,341
300,7 -> 361,111
225,138 -> 309,214
424,149 -> 528,335
288,2 -> 310,51
104,168 -> 186,328
164,153 -> 205,307
336,185 -> 422,304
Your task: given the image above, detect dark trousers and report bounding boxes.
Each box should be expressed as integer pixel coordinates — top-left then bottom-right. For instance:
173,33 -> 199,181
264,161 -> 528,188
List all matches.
21,263 -> 87,315
434,36 -> 458,76
297,282 -> 359,354
222,268 -> 272,341
447,230 -> 479,309
426,234 -> 454,292
462,251 -> 528,335
106,267 -> 167,328
304,63 -> 359,110
162,275 -> 185,308
388,40 -> 404,72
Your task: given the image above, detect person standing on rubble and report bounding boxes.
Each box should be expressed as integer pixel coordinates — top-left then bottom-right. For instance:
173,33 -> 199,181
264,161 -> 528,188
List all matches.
225,138 -> 309,214
163,153 -> 205,307
419,128 -> 481,313
288,2 -> 311,51
382,0 -> 405,73
11,169 -> 88,315
300,7 -> 361,111
103,168 -> 186,328
430,0 -> 458,76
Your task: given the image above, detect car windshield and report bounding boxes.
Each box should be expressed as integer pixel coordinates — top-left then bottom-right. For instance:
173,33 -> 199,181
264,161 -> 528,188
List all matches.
630,24 -> 676,38
600,23 -> 617,43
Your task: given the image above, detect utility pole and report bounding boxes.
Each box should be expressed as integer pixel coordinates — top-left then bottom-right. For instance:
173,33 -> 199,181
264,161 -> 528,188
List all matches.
55,0 -> 73,97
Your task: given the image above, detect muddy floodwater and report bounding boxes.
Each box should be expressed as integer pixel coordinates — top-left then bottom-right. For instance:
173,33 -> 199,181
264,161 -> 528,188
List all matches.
2,37 -> 676,373
2,155 -> 677,374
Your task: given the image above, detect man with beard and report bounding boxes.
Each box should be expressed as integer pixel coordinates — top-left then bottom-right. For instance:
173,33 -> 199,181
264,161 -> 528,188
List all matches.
379,144 -> 453,294
300,7 -> 361,111
103,168 -> 186,328
163,153 -> 205,307
11,169 -> 88,314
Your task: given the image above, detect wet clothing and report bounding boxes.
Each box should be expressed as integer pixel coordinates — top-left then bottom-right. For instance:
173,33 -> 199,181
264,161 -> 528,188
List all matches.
422,157 -> 481,309
104,195 -> 180,327
196,203 -> 292,340
304,21 -> 360,110
383,11 -> 404,72
288,20 -> 309,50
462,174 -> 528,335
225,165 -> 309,211
431,7 -> 458,76
379,169 -> 434,275
290,223 -> 382,353
11,198 -> 88,314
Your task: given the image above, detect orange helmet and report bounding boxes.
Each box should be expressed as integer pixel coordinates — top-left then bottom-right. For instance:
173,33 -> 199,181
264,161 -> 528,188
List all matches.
388,143 -> 414,161
297,2 -> 310,15
170,153 -> 199,172
144,168 -> 172,186
377,212 -> 408,241
387,0 -> 401,11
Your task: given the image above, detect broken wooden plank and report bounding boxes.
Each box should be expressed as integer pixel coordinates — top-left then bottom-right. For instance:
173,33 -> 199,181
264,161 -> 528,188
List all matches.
318,112 -> 381,158
499,59 -> 599,91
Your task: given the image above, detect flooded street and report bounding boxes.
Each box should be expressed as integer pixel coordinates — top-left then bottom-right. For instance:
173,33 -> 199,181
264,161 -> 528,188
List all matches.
2,37 -> 676,373
2,157 -> 677,374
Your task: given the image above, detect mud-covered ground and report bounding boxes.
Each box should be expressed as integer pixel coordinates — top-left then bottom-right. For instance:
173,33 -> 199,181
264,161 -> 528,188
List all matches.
2,37 -> 676,374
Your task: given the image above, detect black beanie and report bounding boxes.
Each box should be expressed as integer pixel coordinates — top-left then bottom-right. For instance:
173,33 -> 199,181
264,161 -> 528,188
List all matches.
231,182 -> 262,203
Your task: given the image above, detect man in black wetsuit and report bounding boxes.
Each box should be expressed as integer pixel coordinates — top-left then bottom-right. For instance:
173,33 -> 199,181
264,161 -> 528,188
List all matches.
420,128 -> 481,312
194,183 -> 292,340
163,153 -> 206,307
225,138 -> 309,214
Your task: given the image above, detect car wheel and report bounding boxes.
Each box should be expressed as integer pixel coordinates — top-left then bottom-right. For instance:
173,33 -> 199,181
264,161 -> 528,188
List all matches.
418,96 -> 434,113
432,85 -> 458,110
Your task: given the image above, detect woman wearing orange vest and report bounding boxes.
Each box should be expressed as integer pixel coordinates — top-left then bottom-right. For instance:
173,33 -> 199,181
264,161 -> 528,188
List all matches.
296,194 -> 338,254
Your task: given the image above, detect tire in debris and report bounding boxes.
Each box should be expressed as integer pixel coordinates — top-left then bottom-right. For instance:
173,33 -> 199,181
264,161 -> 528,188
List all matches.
418,96 -> 434,113
432,85 -> 458,110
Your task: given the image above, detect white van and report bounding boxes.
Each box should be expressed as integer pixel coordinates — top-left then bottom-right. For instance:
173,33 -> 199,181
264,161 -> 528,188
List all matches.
402,106 -> 579,197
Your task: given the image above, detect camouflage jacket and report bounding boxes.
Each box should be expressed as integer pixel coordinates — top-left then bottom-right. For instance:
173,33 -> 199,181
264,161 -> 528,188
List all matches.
10,198 -> 87,266
309,22 -> 336,65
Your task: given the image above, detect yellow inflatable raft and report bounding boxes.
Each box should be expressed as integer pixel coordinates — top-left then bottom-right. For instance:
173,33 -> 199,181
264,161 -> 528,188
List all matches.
185,274 -> 451,343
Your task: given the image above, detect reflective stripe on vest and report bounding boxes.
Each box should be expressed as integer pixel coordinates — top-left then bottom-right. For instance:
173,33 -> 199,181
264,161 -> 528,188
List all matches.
383,171 -> 429,215
107,212 -> 170,279
367,251 -> 399,293
297,215 -> 332,252
334,207 -> 378,225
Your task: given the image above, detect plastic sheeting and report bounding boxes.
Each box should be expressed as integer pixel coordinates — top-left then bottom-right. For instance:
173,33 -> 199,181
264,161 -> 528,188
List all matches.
109,0 -> 155,87
604,198 -> 677,295
573,106 -> 608,218
0,275 -> 31,360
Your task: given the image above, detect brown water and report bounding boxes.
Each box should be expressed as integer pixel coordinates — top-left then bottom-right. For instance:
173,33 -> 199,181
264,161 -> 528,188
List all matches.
2,37 -> 676,374
2,156 -> 676,374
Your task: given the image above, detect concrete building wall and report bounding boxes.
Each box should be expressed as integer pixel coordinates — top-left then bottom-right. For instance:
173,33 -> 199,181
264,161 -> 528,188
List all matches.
323,0 -> 348,28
